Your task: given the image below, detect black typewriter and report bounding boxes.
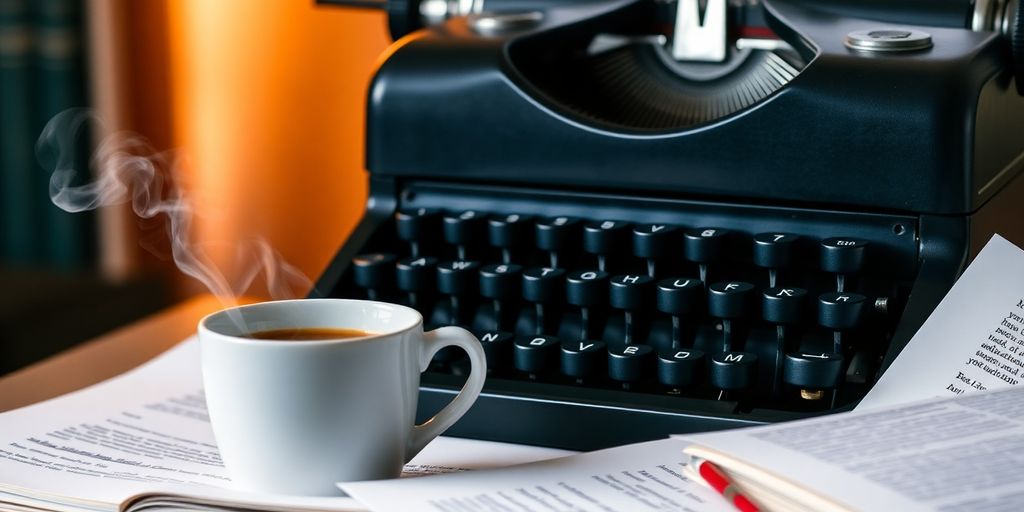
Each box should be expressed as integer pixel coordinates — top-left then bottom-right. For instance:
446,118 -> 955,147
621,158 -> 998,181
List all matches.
314,0 -> 1024,449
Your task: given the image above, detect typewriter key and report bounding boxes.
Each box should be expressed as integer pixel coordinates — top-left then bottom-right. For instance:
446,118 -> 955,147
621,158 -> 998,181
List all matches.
479,264 -> 523,330
396,256 -> 438,309
566,270 -> 609,341
395,208 -> 440,258
476,330 -> 514,372
352,253 -> 397,301
443,210 -> 485,260
480,263 -> 522,300
513,335 -> 561,379
583,220 -> 629,271
783,352 -> 844,397
656,278 -> 704,347
684,228 -> 729,283
609,274 -> 654,345
437,260 -> 481,326
818,292 -> 866,353
763,287 -> 808,325
820,238 -> 868,292
536,216 -> 581,268
753,233 -> 799,287
608,344 -> 654,389
633,224 -> 679,277
488,214 -> 533,263
710,352 -> 758,400
708,281 -> 755,353
522,267 -> 565,335
657,348 -> 704,390
560,339 -> 607,384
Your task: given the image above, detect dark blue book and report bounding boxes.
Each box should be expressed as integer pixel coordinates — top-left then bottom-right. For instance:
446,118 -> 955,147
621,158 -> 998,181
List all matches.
0,0 -> 37,264
30,0 -> 94,269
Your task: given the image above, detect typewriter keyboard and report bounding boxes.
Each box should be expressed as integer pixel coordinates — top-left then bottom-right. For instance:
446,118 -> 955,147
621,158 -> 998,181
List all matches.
323,182 -> 917,442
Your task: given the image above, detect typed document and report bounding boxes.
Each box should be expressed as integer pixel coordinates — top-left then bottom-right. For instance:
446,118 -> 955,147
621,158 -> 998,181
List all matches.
340,439 -> 729,512
860,234 -> 1024,409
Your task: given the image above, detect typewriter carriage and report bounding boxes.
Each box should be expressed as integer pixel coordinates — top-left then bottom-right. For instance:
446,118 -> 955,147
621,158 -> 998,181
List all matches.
362,0 -> 1024,214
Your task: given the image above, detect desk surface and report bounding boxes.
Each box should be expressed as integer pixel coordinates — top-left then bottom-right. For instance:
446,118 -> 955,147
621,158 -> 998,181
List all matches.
0,294 -> 226,413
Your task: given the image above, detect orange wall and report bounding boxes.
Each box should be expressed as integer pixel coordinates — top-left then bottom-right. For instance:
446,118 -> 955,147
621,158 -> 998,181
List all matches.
163,2 -> 390,297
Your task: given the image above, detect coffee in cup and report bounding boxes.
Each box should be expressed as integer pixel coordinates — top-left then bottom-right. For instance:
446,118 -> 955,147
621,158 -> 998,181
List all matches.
244,327 -> 375,341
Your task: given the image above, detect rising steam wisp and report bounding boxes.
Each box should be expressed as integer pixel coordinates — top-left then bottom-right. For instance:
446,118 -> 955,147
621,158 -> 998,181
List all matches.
37,109 -> 311,329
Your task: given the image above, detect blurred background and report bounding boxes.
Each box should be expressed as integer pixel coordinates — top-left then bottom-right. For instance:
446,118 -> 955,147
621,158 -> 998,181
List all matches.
0,0 -> 389,374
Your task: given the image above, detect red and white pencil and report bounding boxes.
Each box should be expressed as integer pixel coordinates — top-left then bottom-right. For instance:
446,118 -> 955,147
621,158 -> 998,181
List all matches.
696,460 -> 760,512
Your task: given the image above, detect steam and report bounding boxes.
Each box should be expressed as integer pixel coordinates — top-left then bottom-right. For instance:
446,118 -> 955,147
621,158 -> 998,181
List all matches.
36,109 -> 311,322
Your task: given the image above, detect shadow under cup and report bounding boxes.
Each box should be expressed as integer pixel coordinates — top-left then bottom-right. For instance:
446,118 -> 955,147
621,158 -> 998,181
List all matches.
199,299 -> 435,496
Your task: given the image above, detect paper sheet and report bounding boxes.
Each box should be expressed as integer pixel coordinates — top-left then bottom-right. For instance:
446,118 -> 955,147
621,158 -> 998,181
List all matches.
406,436 -> 573,476
677,385 -> 1024,512
340,438 -> 731,512
860,234 -> 1024,409
0,338 -> 571,512
0,338 -> 233,511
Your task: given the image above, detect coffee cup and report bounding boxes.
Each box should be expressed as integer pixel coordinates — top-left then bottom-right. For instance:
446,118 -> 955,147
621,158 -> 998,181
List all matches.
198,299 -> 486,495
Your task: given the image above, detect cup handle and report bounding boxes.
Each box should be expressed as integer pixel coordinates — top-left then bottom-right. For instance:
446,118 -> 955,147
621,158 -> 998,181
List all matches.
406,326 -> 486,461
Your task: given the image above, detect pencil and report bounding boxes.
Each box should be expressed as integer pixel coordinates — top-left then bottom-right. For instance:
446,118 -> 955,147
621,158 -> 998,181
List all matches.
696,460 -> 760,512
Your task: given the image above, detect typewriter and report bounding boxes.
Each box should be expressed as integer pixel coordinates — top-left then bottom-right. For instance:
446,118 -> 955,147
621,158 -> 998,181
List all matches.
315,0 -> 1024,449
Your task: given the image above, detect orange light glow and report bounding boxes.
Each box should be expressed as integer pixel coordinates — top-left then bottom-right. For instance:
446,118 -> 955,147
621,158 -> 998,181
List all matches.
164,1 -> 390,297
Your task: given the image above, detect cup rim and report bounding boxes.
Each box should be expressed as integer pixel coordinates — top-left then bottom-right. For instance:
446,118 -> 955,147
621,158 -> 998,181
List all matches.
198,298 -> 424,346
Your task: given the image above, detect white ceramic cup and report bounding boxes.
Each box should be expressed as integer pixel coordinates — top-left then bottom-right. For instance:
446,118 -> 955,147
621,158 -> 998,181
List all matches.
198,299 -> 486,496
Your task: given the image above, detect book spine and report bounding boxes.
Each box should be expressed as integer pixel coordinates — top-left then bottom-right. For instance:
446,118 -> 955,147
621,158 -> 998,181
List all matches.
0,0 -> 37,265
31,0 -> 93,269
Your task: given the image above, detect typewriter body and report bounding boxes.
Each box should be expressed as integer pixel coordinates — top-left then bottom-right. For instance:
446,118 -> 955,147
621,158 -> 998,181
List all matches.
315,0 -> 1024,449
